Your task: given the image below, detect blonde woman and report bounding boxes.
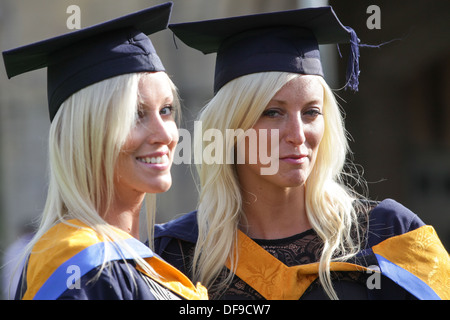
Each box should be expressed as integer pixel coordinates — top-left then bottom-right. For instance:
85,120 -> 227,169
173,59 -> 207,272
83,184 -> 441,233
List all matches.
155,7 -> 449,300
3,3 -> 207,300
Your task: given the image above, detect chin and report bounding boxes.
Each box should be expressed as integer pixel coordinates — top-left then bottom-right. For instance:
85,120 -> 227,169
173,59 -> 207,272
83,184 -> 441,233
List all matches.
272,172 -> 308,188
155,185 -> 172,193
279,180 -> 306,189
147,178 -> 172,194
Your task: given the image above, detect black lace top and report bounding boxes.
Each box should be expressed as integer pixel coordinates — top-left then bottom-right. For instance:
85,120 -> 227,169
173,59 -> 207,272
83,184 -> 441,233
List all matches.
178,228 -> 368,300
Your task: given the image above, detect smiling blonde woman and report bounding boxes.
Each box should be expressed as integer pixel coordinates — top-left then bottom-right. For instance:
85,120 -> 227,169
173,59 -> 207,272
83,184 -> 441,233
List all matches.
3,3 -> 207,300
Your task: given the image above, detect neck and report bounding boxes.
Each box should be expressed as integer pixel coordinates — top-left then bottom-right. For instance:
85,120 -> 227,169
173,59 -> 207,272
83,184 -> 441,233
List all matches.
240,184 -> 311,240
103,193 -> 145,239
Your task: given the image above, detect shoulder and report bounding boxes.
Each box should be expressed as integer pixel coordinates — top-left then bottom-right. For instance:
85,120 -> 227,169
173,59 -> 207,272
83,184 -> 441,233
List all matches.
23,220 -> 150,300
366,198 -> 425,247
153,211 -> 198,272
28,220 -> 105,274
23,220 -> 104,299
31,220 -> 106,258
154,211 -> 198,243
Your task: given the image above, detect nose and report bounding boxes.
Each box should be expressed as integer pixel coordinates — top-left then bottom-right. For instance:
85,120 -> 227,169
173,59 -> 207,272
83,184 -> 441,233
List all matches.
284,113 -> 305,146
146,113 -> 176,146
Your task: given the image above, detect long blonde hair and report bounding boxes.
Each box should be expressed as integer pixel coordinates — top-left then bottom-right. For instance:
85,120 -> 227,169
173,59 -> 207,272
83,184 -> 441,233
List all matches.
193,72 -> 368,300
13,72 -> 180,298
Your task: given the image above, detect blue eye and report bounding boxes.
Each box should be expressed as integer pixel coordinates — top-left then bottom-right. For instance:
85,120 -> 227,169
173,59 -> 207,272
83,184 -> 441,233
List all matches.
160,105 -> 174,116
303,109 -> 323,117
262,108 -> 282,118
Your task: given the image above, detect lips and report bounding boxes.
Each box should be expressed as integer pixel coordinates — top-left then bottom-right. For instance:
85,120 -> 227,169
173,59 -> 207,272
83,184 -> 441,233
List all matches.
280,154 -> 308,164
280,153 -> 308,159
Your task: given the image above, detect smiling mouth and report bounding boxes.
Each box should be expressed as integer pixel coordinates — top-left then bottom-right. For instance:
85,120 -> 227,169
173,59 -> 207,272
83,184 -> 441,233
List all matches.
136,155 -> 168,164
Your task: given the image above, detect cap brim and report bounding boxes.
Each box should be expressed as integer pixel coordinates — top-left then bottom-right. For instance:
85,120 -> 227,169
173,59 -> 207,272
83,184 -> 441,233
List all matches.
3,2 -> 173,78
169,6 -> 350,55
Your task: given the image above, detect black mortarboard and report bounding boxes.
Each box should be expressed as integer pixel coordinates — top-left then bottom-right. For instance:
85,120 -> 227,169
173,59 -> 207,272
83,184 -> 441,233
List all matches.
169,6 -> 362,94
2,2 -> 173,121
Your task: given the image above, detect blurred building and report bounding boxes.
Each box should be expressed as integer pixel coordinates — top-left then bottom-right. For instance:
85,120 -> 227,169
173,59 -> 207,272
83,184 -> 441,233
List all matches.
0,0 -> 448,298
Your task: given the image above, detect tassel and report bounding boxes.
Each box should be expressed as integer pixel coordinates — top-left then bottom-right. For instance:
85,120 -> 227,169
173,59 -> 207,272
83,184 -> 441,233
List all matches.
341,27 -> 402,92
172,32 -> 179,50
345,27 -> 360,92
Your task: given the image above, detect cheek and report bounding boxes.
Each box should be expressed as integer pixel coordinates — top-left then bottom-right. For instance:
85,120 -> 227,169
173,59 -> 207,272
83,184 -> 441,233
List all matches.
305,120 -> 325,150
121,126 -> 143,153
251,122 -> 279,158
305,123 -> 325,173
114,152 -> 130,183
121,137 -> 137,154
234,128 -> 273,164
258,129 -> 279,160
167,122 -> 179,148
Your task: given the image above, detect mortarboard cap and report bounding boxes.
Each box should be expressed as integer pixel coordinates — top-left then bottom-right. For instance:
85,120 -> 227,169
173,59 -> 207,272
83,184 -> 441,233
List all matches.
169,6 -> 361,94
2,2 -> 173,121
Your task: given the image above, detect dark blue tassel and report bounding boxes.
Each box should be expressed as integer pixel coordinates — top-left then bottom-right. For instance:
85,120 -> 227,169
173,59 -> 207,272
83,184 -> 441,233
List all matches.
340,27 -> 401,92
345,27 -> 360,92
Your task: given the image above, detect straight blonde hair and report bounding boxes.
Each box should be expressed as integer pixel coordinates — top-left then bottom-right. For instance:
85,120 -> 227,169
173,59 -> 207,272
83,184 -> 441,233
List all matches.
12,72 -> 180,298
193,72 -> 368,300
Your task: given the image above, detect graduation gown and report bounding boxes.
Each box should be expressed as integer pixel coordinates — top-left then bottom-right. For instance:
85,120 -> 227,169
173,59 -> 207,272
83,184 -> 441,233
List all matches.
154,199 -> 449,300
16,219 -> 208,300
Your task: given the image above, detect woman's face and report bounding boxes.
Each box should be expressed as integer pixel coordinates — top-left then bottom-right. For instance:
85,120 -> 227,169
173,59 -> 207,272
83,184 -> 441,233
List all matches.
115,72 -> 179,198
236,75 -> 325,190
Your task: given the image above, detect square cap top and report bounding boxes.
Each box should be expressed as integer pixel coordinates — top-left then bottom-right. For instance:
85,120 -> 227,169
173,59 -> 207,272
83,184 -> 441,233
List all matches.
169,6 -> 361,94
3,2 -> 173,121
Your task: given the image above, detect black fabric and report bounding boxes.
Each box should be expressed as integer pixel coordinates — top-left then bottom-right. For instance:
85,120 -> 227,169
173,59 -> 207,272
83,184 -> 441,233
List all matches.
169,6 -> 360,93
2,2 -> 172,121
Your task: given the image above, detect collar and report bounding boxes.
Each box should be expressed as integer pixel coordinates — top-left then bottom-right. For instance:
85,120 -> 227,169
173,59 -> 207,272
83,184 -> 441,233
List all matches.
226,229 -> 372,300
155,211 -> 198,243
137,256 -> 208,300
228,226 -> 448,300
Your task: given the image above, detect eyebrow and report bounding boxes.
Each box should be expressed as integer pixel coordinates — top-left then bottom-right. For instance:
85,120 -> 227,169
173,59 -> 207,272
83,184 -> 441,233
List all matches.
137,94 -> 174,107
268,98 -> 287,105
268,98 -> 323,106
